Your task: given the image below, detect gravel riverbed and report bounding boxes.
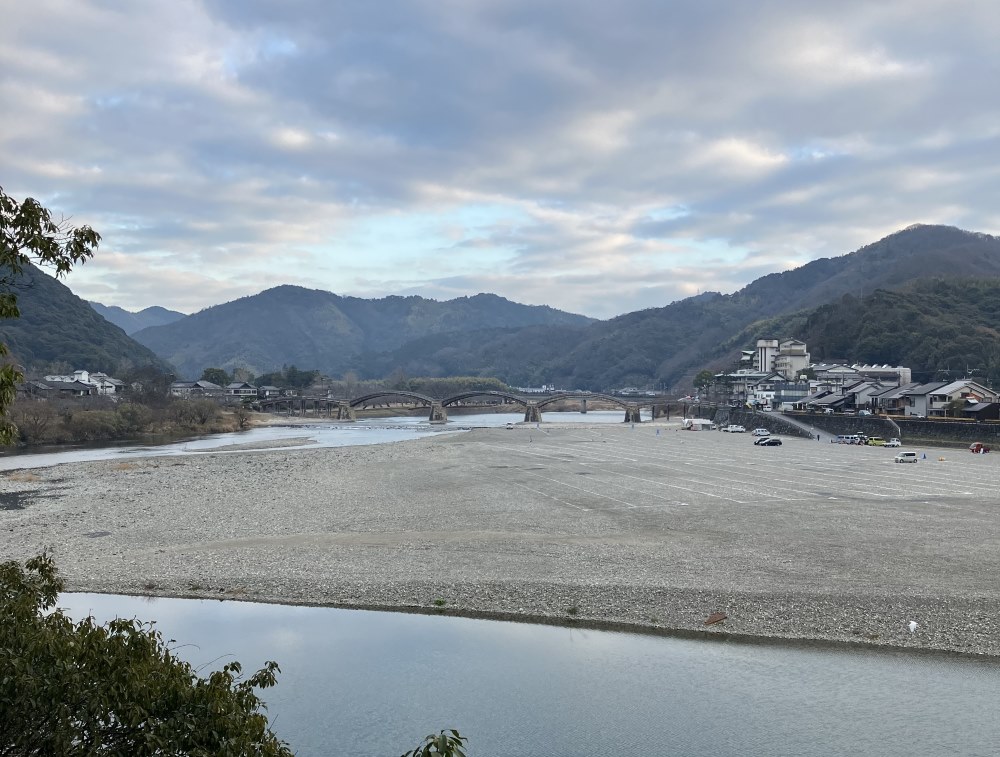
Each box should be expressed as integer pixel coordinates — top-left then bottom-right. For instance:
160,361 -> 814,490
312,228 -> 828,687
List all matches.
3,423 -> 999,657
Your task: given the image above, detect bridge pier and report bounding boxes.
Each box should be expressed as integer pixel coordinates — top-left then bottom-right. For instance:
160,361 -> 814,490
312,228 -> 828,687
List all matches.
624,406 -> 642,423
336,402 -> 356,421
652,403 -> 669,420
580,398 -> 587,414
429,403 -> 448,424
524,403 -> 541,423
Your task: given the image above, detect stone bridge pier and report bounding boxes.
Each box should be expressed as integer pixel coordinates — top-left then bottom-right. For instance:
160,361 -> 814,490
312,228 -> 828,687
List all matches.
652,403 -> 669,420
524,403 -> 541,423
624,406 -> 642,423
336,402 -> 356,421
580,398 -> 587,414
429,403 -> 448,423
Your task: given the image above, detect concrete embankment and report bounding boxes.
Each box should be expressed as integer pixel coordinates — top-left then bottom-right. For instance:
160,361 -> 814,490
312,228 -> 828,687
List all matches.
2,424 -> 999,657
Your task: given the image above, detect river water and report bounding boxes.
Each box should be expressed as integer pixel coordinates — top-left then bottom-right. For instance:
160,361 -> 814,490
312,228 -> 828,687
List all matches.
58,593 -> 1000,757
0,410 -> 639,471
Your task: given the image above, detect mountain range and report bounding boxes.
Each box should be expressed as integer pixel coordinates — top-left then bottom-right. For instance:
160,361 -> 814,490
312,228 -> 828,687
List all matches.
127,288 -> 594,380
10,223 -> 1000,389
87,302 -> 185,335
0,264 -> 167,374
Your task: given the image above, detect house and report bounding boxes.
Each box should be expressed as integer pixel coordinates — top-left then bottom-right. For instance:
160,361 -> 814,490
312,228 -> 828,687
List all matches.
44,369 -> 125,396
42,379 -> 96,397
170,380 -> 223,397
88,372 -> 124,395
225,382 -> 258,398
257,385 -> 282,398
842,380 -> 888,411
15,381 -> 54,399
899,382 -> 949,417
963,402 -> 1000,421
869,382 -> 921,415
926,380 -> 999,417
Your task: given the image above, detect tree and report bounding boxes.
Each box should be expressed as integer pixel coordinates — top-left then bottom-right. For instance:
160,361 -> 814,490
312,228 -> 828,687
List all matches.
1,186 -> 100,442
0,554 -> 293,756
693,369 -> 715,391
200,367 -> 231,386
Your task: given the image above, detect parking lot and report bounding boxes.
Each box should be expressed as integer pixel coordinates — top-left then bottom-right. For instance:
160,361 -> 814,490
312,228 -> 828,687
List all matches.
469,424 -> 999,513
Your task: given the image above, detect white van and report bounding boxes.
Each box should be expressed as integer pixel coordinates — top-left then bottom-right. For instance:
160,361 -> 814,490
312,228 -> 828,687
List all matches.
894,451 -> 918,463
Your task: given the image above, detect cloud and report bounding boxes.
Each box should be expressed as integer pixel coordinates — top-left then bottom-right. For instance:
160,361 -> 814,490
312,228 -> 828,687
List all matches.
2,0 -> 999,318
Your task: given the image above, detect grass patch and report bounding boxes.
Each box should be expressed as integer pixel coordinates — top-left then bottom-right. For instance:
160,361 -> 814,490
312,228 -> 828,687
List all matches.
432,598 -> 447,607
566,606 -> 579,616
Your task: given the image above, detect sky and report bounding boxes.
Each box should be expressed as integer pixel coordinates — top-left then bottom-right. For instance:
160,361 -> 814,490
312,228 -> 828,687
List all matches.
3,1 -> 1000,319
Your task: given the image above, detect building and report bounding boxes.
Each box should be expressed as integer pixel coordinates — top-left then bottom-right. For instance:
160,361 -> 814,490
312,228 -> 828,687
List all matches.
43,369 -> 124,396
170,380 -> 223,397
926,380 -> 999,417
898,382 -> 949,417
773,340 -> 810,379
750,338 -> 812,379
225,382 -> 258,398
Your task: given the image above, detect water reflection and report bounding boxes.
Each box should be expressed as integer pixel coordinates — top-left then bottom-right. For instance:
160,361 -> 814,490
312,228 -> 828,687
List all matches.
58,594 -> 1000,757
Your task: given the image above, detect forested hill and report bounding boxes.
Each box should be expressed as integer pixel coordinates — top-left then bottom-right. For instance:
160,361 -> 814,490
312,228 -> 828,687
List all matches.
360,225 -> 1000,390
88,302 -> 185,335
0,265 -> 169,374
718,278 -> 1000,384
131,286 -> 594,379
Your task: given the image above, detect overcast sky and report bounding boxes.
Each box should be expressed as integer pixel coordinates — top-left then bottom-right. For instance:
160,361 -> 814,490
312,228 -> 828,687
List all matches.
3,1 -> 999,318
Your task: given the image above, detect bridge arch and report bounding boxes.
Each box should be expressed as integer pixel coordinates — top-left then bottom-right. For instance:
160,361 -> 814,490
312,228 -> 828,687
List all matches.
349,391 -> 436,408
441,391 -> 530,409
535,392 -> 632,410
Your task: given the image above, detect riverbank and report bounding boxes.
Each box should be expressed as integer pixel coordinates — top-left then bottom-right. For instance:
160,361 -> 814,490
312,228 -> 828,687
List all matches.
3,424 -> 999,657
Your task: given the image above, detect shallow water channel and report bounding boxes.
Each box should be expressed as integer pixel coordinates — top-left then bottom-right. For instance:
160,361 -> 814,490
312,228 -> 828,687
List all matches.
59,593 -> 1000,757
0,409 -> 638,471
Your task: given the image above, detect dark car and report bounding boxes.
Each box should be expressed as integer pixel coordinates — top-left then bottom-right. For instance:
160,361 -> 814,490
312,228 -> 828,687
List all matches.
754,437 -> 782,446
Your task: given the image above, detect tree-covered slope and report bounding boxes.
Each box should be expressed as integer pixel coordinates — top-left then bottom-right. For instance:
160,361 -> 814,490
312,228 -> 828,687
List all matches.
368,225 -> 1000,390
132,286 -> 594,379
0,265 -> 169,374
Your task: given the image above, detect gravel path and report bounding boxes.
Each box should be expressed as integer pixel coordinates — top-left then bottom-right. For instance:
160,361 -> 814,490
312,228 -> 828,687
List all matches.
3,423 -> 999,657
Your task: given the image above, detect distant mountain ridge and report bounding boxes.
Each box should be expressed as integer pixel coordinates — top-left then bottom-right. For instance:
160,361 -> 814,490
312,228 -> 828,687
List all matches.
1,265 -> 170,373
131,286 -> 595,379
15,224 -> 1000,391
88,302 -> 185,334
358,225 -> 1000,390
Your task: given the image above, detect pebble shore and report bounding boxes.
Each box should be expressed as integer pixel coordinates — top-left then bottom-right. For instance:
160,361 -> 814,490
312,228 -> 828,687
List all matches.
3,423 -> 999,658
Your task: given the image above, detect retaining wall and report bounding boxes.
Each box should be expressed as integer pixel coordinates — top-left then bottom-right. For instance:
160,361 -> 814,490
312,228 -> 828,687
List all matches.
783,413 -> 1000,447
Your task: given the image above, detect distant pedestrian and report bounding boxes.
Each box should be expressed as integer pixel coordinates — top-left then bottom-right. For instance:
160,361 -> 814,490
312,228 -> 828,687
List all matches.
816,433 -> 820,441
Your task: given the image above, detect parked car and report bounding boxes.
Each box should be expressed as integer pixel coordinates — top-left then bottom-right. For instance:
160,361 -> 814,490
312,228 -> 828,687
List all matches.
894,451 -> 919,463
969,442 -> 991,454
885,438 -> 902,447
858,410 -> 873,416
505,422 -> 515,429
751,428 -> 770,436
724,425 -> 746,433
755,437 -> 782,446
760,407 -> 773,412
866,437 -> 886,446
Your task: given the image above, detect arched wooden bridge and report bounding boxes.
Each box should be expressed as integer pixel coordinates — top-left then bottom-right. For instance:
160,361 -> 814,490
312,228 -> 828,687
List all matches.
255,390 -> 679,424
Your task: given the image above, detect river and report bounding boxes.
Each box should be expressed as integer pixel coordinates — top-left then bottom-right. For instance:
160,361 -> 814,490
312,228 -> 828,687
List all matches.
0,409 -> 641,470
58,593 -> 1000,757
